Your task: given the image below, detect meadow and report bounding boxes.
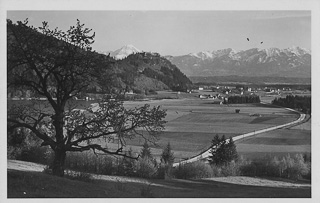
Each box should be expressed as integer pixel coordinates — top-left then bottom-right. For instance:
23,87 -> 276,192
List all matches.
8,90 -> 308,162
121,91 -> 303,161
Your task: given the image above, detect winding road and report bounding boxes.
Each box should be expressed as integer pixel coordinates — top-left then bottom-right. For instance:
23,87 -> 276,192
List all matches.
173,104 -> 306,167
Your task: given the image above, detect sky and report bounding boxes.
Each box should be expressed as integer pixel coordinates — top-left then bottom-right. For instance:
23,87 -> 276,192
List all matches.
6,10 -> 311,56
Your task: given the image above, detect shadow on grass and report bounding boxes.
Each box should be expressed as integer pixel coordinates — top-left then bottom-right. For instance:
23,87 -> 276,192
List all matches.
8,169 -> 311,198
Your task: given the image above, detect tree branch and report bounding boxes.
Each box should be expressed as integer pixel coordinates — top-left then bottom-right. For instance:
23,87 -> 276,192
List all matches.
68,144 -> 140,160
7,118 -> 56,147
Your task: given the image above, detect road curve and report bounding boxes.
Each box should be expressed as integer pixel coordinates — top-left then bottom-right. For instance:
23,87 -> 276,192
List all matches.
172,104 -> 306,167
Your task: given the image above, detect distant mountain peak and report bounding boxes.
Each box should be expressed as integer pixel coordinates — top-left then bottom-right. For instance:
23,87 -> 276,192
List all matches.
100,44 -> 142,60
113,44 -> 141,60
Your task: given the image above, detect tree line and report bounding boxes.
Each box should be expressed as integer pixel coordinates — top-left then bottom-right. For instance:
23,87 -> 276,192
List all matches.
272,95 -> 311,114
224,95 -> 261,104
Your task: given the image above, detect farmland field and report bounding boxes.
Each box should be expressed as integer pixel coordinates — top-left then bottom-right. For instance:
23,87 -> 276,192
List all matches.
236,114 -> 311,160
8,91 -> 308,162
122,91 -> 303,161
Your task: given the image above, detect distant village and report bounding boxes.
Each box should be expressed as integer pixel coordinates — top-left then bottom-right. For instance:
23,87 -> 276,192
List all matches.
191,85 -> 297,103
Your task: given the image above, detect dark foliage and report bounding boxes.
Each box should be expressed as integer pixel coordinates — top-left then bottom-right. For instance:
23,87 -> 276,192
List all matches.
160,142 -> 175,165
209,135 -> 238,166
140,141 -> 153,159
272,95 -> 311,114
224,95 -> 261,104
122,52 -> 192,92
159,142 -> 175,179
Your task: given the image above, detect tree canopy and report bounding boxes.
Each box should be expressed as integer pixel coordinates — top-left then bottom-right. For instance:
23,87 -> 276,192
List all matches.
209,135 -> 238,166
7,19 -> 167,176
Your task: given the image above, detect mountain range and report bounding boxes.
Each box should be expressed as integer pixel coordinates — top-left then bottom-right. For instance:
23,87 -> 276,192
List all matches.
101,45 -> 311,79
165,47 -> 311,78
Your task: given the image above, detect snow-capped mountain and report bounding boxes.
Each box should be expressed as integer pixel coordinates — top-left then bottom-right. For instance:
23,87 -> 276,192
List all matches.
165,47 -> 311,78
100,44 -> 141,60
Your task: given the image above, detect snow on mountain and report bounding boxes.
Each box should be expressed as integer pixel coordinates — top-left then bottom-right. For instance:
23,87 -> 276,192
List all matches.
284,46 -> 311,56
189,49 -> 241,60
188,51 -> 213,60
112,44 -> 141,60
167,46 -> 311,78
100,44 -> 142,60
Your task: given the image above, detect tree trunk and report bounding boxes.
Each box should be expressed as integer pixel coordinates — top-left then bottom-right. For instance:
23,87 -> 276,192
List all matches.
52,108 -> 66,177
52,147 -> 66,177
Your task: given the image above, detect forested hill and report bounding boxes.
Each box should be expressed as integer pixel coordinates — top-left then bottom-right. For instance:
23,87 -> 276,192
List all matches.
7,20 -> 192,99
118,52 -> 192,92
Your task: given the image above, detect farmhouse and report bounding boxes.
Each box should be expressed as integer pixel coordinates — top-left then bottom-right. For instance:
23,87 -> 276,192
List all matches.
223,89 -> 231,94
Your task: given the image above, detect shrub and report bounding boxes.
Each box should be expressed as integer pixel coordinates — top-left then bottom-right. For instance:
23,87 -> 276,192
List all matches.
173,161 -> 213,179
136,158 -> 157,179
7,127 -> 53,164
18,146 -> 53,165
239,154 -> 310,180
284,154 -> 309,180
64,170 -> 93,182
64,151 -> 117,175
147,89 -> 158,95
159,142 -> 175,179
220,161 -> 240,176
42,165 -> 52,174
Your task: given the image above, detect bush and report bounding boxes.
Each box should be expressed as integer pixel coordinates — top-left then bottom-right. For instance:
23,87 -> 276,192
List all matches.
7,127 -> 53,164
284,154 -> 309,180
136,158 -> 157,179
146,89 -> 158,95
220,161 -> 240,176
18,146 -> 53,165
64,170 -> 93,182
64,151 -> 117,175
173,161 -> 213,179
239,154 -> 310,180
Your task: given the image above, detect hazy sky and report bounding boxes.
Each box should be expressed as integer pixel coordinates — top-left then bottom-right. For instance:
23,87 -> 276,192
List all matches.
7,10 -> 311,56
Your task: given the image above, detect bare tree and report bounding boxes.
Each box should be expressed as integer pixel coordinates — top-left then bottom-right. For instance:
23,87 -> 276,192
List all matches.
7,19 -> 167,176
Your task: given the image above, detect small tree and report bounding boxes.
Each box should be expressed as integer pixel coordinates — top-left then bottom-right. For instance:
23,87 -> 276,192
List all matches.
140,141 -> 152,159
7,19 -> 167,176
159,142 -> 175,179
209,135 -> 238,166
161,142 -> 174,165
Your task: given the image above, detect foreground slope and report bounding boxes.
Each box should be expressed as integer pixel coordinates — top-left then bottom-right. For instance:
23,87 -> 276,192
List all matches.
8,160 -> 311,198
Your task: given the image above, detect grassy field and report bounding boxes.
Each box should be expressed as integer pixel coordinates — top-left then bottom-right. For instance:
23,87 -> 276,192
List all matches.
8,169 -> 311,198
236,114 -> 311,160
8,90 -> 308,162
120,91 -> 301,160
